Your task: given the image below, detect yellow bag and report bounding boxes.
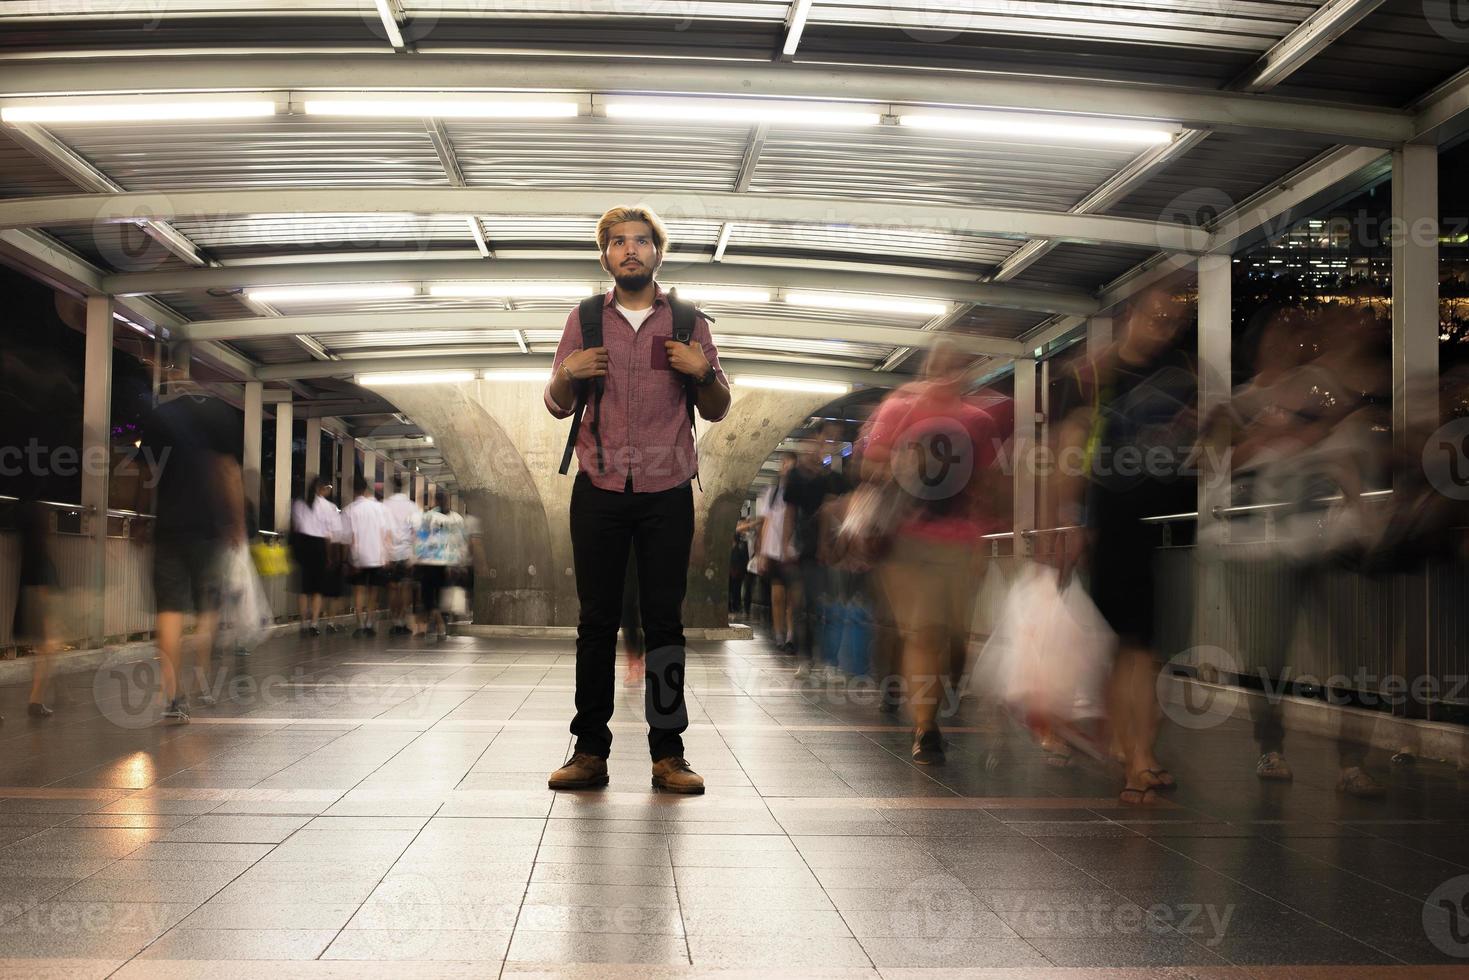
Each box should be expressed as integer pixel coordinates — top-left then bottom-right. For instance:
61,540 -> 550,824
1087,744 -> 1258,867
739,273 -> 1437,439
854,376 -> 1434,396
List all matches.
250,539 -> 290,578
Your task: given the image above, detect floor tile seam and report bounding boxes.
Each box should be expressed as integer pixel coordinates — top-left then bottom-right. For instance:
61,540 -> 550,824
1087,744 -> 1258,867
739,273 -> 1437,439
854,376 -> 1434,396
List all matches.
713,677 -> 874,971
104,807 -> 293,972
1352,827 -> 1469,874
695,691 -> 799,967
1143,832 -> 1412,964
317,796 -> 448,961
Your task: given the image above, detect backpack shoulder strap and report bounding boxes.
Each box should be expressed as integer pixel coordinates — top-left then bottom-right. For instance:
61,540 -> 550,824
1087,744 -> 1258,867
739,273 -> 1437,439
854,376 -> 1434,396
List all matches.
558,295 -> 609,476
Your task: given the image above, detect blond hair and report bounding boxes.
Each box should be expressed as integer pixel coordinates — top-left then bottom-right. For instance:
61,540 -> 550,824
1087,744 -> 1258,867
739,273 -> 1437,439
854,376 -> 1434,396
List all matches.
595,206 -> 670,256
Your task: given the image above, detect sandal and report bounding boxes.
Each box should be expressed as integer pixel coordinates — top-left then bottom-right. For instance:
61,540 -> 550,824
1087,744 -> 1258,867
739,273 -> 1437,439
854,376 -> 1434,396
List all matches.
1119,785 -> 1159,807
1045,751 -> 1075,769
1144,768 -> 1176,791
1337,766 -> 1385,798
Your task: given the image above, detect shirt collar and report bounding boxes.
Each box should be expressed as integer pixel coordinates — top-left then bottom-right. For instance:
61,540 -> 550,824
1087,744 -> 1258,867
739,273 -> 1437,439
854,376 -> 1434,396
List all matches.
603,283 -> 668,310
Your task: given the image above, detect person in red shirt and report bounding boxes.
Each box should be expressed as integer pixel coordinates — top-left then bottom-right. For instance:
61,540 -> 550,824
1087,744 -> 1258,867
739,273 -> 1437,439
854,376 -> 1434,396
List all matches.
543,206 -> 731,794
863,341 -> 1004,765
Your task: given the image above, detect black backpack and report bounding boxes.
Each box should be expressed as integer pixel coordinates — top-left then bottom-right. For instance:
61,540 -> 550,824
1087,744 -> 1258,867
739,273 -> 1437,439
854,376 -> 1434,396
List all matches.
558,289 -> 704,477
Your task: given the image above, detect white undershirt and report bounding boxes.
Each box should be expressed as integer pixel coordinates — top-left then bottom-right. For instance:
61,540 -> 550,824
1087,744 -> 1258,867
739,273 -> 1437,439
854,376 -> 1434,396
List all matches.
617,302 -> 654,332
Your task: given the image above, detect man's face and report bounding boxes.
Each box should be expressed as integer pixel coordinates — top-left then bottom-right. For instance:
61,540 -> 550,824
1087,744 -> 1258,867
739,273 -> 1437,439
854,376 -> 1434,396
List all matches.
603,220 -> 661,289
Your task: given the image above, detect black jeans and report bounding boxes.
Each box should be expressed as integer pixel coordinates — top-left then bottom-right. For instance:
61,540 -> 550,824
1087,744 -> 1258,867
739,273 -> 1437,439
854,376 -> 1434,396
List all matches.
570,473 -> 694,761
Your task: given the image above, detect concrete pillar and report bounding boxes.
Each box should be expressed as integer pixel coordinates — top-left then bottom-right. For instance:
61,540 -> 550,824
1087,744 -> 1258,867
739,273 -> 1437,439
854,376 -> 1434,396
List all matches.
1087,315 -> 1113,354
304,417 -> 321,482
81,295 -> 114,647
1391,143 -> 1439,720
273,401 -> 293,533
1196,254 -> 1233,539
340,435 -> 356,503
242,381 -> 263,515
1012,358 -> 1037,555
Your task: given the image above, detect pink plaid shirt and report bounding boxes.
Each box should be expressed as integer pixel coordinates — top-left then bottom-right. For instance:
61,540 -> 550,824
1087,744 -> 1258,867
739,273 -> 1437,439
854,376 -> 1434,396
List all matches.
544,285 -> 729,493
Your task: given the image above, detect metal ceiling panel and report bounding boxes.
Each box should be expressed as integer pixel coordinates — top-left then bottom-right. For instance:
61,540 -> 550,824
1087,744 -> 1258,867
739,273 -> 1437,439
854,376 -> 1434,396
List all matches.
449,120 -> 749,193
1005,242 -> 1157,292
724,220 -> 1019,274
170,213 -> 475,257
1269,0 -> 1469,108
230,336 -> 334,364
751,127 -> 1139,213
412,0 -> 788,18
0,129 -> 81,197
807,0 -> 1323,50
56,118 -> 449,190
951,306 -> 1052,340
1102,133 -> 1334,225
475,215 -> 724,256
41,224 -> 197,275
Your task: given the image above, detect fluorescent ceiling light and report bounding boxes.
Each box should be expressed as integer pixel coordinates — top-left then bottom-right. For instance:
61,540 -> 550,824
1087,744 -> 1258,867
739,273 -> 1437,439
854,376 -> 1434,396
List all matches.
482,369 -> 554,382
899,112 -> 1176,146
359,371 -> 477,386
429,282 -> 596,299
604,98 -> 880,127
733,376 -> 850,395
668,286 -> 771,303
1,100 -> 275,124
784,291 -> 948,317
247,285 -> 416,303
304,99 -> 578,119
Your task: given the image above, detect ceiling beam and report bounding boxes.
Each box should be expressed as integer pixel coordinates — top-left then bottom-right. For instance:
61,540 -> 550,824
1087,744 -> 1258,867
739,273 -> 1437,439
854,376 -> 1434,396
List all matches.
178,308 -> 1027,357
1234,0 -> 1387,93
0,188 -> 1209,253
106,258 -> 1098,318
0,56 -> 1414,145
255,353 -> 898,387
1412,66 -> 1469,145
1204,144 -> 1391,255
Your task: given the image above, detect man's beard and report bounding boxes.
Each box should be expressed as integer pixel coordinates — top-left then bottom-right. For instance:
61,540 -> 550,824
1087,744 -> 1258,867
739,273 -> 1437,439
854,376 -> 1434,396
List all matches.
613,269 -> 653,291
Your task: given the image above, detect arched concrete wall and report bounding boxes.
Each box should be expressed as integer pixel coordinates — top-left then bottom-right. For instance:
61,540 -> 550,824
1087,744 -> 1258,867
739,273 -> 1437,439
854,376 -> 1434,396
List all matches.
684,387 -> 832,628
383,383 -> 559,625
390,381 -> 833,628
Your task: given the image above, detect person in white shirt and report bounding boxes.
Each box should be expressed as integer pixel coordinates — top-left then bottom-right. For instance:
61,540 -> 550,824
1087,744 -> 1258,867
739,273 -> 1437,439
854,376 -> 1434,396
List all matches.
290,477 -> 340,636
756,454 -> 798,652
343,480 -> 393,637
414,490 -> 467,642
383,476 -> 423,636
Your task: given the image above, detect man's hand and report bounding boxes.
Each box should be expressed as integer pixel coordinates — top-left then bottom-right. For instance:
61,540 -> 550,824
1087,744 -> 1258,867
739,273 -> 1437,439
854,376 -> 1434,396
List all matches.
665,339 -> 710,379
561,347 -> 609,380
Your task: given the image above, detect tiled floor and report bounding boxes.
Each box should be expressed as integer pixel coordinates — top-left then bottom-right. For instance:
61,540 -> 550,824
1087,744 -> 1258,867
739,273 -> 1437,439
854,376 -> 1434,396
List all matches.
0,628 -> 1466,978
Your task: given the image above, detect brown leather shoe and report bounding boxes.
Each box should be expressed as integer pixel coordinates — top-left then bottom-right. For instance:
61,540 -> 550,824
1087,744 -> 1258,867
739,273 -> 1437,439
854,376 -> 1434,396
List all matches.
548,752 -> 609,790
651,756 -> 705,794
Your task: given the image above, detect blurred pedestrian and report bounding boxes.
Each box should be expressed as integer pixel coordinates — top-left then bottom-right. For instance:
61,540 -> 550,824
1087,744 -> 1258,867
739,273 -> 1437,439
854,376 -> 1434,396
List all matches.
342,473 -> 392,637
140,349 -> 245,722
414,489 -> 466,642
864,340 -> 1003,765
290,476 -> 338,636
383,476 -> 422,635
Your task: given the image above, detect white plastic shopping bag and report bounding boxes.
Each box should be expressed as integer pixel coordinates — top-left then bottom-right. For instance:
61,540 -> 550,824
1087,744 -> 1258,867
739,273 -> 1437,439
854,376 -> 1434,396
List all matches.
440,585 -> 468,616
221,543 -> 272,651
970,562 -> 1114,725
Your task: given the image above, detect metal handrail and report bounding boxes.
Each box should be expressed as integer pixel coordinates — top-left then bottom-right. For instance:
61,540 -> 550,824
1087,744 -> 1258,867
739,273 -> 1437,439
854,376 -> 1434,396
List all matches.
0,494 -> 95,515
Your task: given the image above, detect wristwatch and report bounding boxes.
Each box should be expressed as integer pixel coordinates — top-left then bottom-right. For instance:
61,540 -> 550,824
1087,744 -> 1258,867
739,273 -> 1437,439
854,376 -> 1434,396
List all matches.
696,366 -> 717,387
